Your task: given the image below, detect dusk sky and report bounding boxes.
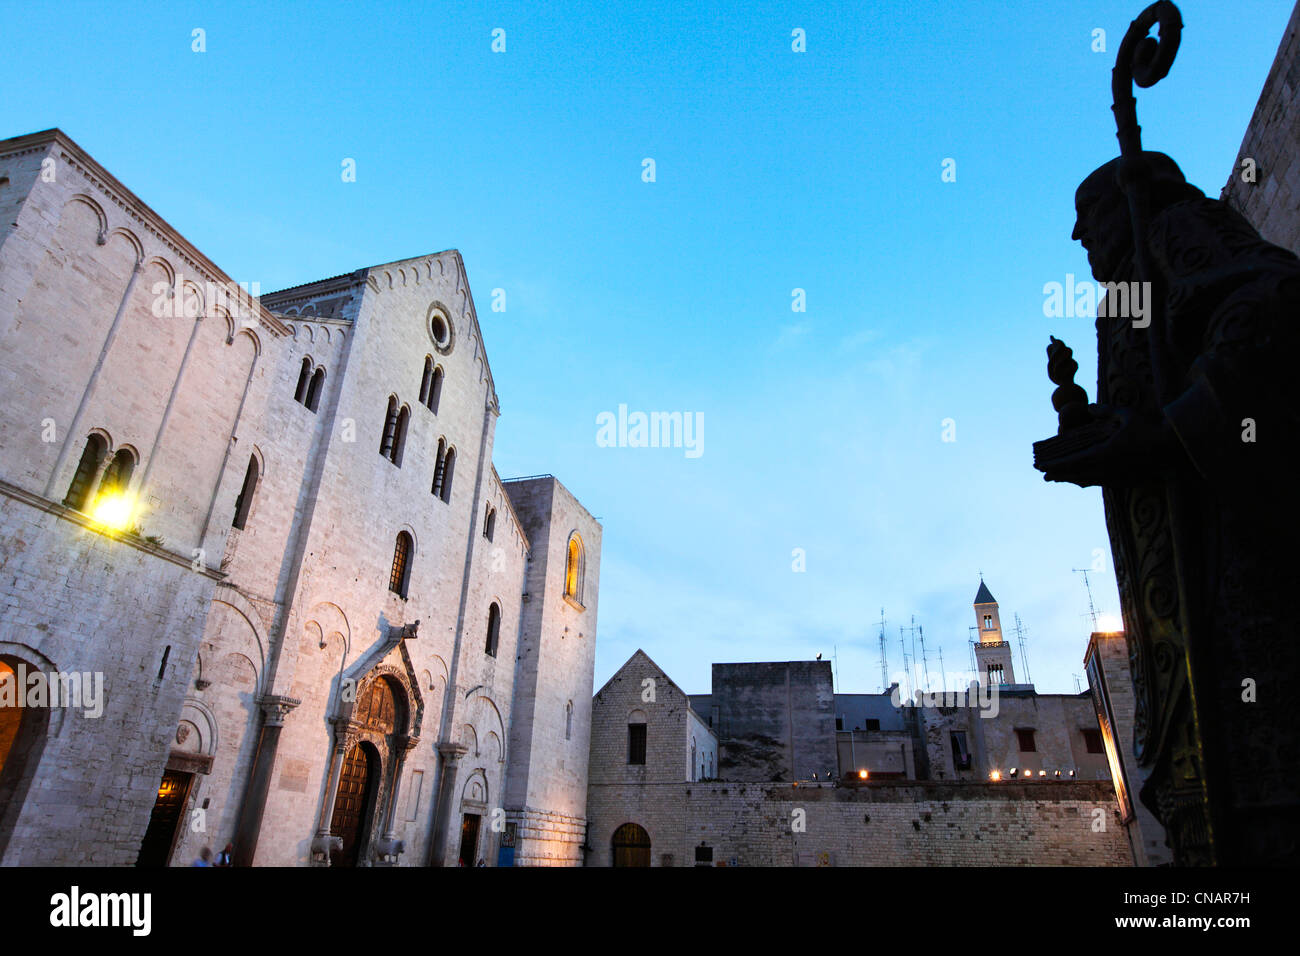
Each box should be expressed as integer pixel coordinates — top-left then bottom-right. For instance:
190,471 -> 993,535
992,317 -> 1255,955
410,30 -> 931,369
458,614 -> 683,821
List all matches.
2,0 -> 1290,697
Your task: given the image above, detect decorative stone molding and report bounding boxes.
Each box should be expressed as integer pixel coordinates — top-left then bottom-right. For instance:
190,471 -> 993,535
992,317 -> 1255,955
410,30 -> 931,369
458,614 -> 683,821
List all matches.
258,694 -> 301,727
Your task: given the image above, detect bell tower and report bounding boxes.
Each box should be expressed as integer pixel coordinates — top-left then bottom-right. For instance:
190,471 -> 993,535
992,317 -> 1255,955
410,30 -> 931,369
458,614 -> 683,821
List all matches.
973,579 -> 1015,686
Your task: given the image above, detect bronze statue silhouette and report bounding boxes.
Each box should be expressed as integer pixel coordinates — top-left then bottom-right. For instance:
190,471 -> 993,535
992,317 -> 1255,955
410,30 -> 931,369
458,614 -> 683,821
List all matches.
1034,2 -> 1300,865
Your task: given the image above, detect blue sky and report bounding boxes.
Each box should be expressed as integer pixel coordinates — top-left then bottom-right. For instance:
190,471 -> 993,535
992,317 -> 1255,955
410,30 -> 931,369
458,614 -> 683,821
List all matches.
3,0 -> 1290,696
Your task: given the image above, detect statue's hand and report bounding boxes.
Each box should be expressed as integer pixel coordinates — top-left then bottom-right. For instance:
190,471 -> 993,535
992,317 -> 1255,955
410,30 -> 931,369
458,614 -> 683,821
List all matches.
1040,404 -> 1172,487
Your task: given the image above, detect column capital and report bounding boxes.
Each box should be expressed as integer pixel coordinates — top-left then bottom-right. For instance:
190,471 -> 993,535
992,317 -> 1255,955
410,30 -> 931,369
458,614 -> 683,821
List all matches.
258,694 -> 302,727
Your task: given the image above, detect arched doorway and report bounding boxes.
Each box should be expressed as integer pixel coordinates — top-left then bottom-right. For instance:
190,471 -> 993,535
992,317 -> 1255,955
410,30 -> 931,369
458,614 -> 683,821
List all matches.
0,656 -> 51,862
611,822 -> 651,867
328,675 -> 404,867
329,742 -> 379,867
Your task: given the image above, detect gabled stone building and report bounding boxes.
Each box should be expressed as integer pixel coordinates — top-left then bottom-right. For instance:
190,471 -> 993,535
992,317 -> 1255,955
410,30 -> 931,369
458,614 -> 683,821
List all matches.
0,128 -> 600,866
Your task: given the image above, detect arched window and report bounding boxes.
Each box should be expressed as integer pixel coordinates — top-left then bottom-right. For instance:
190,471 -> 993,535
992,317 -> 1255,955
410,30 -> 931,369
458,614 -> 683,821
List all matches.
428,365 -> 443,413
564,533 -> 585,605
419,356 -> 433,407
391,406 -> 410,466
485,602 -> 501,657
389,531 -> 413,598
231,454 -> 259,529
565,701 -> 573,741
439,447 -> 455,503
305,367 -> 325,412
380,397 -> 399,460
432,439 -> 447,497
294,357 -> 312,404
97,449 -> 135,499
64,434 -> 107,510
483,505 -> 496,541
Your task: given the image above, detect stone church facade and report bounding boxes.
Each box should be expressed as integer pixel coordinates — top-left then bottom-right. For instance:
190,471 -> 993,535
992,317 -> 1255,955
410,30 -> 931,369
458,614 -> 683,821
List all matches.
0,128 -> 600,866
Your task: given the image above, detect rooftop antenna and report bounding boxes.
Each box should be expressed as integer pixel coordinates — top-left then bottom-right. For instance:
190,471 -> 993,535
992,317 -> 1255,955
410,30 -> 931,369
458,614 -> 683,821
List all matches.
967,625 -> 979,680
937,646 -> 947,693
1073,673 -> 1084,694
898,626 -> 912,702
902,616 -> 922,695
1072,568 -> 1100,630
1013,612 -> 1034,684
832,644 -> 839,693
918,623 -> 932,691
877,609 -> 889,694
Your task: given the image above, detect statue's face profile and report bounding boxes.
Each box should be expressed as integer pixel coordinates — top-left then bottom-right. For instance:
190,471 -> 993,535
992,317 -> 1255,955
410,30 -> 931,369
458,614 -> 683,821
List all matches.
1071,164 -> 1131,281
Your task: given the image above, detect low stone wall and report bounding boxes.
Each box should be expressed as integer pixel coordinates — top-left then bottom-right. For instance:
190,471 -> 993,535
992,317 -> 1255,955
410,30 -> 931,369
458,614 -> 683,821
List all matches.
586,780 -> 1132,866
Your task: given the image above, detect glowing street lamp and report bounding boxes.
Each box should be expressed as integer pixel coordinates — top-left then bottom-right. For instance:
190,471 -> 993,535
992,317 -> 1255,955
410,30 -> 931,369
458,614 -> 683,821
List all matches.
91,492 -> 135,532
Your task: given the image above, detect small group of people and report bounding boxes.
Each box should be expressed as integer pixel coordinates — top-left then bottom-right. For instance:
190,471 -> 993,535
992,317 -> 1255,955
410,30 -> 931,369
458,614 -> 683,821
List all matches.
192,843 -> 235,867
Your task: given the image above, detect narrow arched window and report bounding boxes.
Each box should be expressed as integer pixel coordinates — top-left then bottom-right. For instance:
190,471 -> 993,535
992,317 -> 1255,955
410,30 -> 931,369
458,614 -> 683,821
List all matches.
428,366 -> 443,413
294,357 -> 312,404
419,356 -> 433,407
232,455 -> 259,529
389,531 -> 413,598
388,406 -> 410,466
97,449 -> 135,499
305,367 -> 325,412
564,533 -> 585,605
485,602 -> 501,657
439,447 -> 455,503
483,505 -> 496,541
566,701 -> 574,741
380,396 -> 399,459
64,434 -> 107,510
432,439 -> 447,497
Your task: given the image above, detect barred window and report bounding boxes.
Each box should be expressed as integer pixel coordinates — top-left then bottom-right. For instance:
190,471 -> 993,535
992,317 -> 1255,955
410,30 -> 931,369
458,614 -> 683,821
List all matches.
389,531 -> 413,598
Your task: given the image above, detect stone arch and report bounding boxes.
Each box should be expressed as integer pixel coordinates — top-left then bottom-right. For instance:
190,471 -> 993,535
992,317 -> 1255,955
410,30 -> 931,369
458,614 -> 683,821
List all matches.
211,584 -> 269,683
461,769 -> 488,808
176,697 -> 219,756
628,708 -> 648,724
233,326 -> 261,358
468,694 -> 506,763
461,724 -> 478,756
180,278 -> 205,318
144,255 -> 176,288
65,193 -> 107,242
105,226 -> 144,265
0,643 -> 58,861
484,731 -> 503,764
305,601 -> 351,662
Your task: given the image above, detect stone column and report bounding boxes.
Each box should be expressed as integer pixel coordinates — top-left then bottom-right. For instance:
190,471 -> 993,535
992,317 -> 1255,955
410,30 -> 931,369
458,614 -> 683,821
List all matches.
309,719 -> 356,866
374,735 -> 418,866
232,694 -> 299,866
427,741 -> 467,866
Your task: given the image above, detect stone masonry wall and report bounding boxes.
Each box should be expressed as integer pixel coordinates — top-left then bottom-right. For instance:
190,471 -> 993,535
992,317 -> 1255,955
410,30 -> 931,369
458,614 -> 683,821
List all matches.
586,780 -> 1131,867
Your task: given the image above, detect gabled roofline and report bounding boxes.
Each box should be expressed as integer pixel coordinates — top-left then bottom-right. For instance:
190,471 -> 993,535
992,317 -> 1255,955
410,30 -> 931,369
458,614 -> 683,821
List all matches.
594,648 -> 690,702
488,464 -> 530,554
0,128 -> 288,339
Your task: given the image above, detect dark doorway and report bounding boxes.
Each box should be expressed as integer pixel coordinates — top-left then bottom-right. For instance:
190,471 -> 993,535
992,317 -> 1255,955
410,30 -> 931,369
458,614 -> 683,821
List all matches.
136,769 -> 193,866
459,812 -> 481,866
611,822 -> 651,867
330,743 -> 378,867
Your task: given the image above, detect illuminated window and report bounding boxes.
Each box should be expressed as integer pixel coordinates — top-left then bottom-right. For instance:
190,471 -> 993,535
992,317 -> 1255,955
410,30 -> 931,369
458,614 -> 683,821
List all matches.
1015,728 -> 1037,753
64,434 -> 107,510
389,531 -> 413,598
97,449 -> 135,499
232,455 -> 259,529
564,533 -> 585,605
1082,728 -> 1104,754
987,664 -> 1004,684
628,723 -> 646,765
485,602 -> 500,657
983,614 -> 993,630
